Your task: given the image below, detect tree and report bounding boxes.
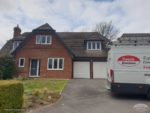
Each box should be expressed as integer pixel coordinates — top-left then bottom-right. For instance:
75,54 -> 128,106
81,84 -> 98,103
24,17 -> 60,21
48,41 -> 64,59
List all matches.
93,21 -> 119,40
0,56 -> 17,79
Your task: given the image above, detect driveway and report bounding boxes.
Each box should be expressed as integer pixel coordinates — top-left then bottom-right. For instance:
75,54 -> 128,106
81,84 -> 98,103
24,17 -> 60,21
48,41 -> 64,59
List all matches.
32,79 -> 150,113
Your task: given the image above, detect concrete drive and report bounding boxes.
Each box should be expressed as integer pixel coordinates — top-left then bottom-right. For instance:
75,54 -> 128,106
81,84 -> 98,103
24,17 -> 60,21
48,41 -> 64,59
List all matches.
33,79 -> 150,113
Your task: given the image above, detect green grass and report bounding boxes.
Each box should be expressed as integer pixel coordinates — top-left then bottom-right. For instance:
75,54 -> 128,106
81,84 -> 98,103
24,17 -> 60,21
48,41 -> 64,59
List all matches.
22,78 -> 68,109
23,79 -> 68,94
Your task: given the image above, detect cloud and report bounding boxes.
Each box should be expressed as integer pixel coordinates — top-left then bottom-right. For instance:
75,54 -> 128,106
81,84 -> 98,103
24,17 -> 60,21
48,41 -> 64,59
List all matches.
115,0 -> 150,33
0,0 -> 150,49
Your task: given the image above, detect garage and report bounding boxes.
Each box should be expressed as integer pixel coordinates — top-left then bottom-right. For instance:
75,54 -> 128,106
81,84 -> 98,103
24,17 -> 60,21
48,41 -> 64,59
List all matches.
73,61 -> 90,78
73,61 -> 107,79
93,62 -> 107,78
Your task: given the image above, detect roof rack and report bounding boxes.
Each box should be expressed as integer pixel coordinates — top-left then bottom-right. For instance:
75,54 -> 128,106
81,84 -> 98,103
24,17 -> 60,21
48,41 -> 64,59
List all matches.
112,40 -> 150,46
118,36 -> 150,41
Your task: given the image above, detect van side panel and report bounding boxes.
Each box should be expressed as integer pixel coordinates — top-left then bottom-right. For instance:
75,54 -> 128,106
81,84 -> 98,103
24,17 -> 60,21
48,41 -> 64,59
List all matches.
114,71 -> 145,84
108,46 -> 150,94
114,53 -> 150,84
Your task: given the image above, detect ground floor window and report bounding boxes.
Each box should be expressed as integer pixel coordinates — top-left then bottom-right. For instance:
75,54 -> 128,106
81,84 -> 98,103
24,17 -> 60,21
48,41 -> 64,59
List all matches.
48,58 -> 64,70
19,58 -> 25,67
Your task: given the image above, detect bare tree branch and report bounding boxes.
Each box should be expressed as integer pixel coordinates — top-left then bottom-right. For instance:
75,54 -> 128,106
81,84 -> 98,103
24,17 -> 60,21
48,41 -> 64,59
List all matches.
93,21 -> 119,40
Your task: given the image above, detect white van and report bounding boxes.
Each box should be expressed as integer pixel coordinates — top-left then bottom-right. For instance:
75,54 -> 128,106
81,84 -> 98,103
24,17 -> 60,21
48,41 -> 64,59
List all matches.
107,42 -> 150,98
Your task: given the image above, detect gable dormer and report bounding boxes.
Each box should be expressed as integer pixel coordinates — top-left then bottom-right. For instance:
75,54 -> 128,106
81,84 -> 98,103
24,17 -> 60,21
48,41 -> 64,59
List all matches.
32,23 -> 55,45
32,23 -> 55,33
12,40 -> 21,51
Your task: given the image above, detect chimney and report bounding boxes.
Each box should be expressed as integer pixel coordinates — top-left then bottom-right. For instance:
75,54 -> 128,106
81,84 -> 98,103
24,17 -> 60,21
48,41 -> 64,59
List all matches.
13,25 -> 21,38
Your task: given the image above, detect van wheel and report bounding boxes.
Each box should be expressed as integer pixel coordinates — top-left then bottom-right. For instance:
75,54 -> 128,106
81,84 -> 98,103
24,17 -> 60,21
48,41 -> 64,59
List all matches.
147,90 -> 150,100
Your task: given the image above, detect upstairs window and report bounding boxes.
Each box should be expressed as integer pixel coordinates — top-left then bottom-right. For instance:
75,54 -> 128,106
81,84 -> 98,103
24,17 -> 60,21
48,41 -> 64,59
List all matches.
87,41 -> 101,50
36,35 -> 52,44
12,41 -> 21,51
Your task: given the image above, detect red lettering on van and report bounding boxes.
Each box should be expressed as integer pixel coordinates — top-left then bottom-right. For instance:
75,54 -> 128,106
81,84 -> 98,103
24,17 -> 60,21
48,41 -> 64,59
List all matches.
118,55 -> 140,67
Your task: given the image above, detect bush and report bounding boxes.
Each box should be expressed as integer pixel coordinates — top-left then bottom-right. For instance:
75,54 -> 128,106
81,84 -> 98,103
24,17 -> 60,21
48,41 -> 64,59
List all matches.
0,56 -> 17,79
0,80 -> 24,113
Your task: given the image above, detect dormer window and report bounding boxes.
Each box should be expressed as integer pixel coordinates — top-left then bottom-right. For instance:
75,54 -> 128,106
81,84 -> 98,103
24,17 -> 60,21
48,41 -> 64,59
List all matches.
12,41 -> 21,51
87,41 -> 101,50
36,35 -> 52,44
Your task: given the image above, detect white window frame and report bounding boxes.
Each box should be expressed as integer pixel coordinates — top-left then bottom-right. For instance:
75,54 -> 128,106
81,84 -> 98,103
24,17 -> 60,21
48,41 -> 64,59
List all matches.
12,41 -> 20,51
29,59 -> 40,77
19,58 -> 25,67
47,58 -> 64,70
36,35 -> 52,45
87,41 -> 101,50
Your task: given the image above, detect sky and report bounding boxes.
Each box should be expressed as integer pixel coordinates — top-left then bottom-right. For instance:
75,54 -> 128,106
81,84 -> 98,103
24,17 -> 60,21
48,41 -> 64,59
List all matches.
0,0 -> 150,49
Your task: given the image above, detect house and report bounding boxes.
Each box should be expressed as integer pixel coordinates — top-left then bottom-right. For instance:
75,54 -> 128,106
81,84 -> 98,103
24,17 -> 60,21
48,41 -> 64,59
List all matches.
0,23 -> 109,79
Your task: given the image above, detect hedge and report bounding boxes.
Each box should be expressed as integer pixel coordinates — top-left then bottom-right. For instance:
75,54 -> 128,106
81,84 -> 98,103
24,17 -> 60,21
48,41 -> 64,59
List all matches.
0,56 -> 17,79
0,80 -> 24,113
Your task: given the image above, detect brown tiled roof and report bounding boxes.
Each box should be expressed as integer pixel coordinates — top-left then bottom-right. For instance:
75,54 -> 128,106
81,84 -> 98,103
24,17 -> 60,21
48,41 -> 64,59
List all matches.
12,32 -> 30,41
0,39 -> 13,57
0,23 -> 109,58
0,32 -> 29,57
58,32 -> 108,58
32,23 -> 55,32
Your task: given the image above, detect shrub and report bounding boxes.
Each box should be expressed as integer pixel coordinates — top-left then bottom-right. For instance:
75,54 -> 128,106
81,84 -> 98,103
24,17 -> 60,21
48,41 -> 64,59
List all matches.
0,56 -> 17,79
23,87 -> 60,109
0,80 -> 24,113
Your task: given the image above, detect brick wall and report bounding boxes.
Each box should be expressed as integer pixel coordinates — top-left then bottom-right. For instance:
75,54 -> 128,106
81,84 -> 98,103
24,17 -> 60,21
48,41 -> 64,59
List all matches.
16,33 -> 72,79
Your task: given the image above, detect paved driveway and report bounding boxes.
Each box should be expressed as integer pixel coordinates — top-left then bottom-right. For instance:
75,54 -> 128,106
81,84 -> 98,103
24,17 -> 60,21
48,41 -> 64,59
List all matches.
33,79 -> 150,113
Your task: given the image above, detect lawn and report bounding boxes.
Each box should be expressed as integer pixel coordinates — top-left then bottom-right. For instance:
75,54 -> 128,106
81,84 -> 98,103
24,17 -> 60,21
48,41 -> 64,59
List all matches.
23,79 -> 68,94
22,79 -> 68,110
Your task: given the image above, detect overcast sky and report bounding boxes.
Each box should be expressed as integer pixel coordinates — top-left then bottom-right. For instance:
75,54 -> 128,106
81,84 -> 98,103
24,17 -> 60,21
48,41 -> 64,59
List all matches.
0,0 -> 150,49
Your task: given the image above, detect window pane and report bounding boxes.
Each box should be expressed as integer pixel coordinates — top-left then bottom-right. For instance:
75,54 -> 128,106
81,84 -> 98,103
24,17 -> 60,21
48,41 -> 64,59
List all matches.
16,42 -> 20,46
36,36 -> 39,43
54,59 -> 58,69
19,58 -> 25,67
20,59 -> 24,66
47,36 -> 51,43
88,42 -> 91,49
13,42 -> 16,50
13,41 -> 20,50
97,42 -> 100,49
41,36 -> 46,43
48,59 -> 53,69
92,42 -> 95,49
37,36 -> 42,44
59,59 -> 63,69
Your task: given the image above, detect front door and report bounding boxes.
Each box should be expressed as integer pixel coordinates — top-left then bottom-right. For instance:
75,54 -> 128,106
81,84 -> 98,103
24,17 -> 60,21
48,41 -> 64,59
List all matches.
30,59 -> 39,77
